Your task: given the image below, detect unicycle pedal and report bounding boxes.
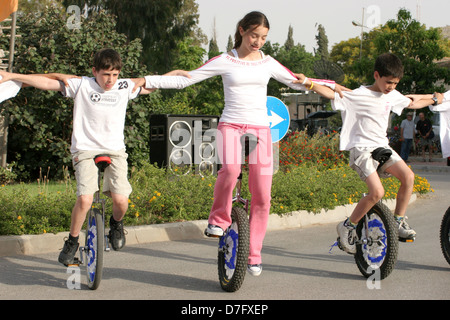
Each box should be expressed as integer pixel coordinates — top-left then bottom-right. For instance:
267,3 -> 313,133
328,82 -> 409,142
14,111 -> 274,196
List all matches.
66,257 -> 82,267
399,235 -> 415,243
204,229 -> 221,238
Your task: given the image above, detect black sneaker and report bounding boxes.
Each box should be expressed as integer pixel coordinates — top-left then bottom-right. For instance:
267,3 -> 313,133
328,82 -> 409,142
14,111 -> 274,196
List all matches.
109,216 -> 126,251
58,237 -> 79,266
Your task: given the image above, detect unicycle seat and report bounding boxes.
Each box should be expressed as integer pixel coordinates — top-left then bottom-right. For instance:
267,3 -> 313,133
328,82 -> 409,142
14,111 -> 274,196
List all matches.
94,155 -> 111,171
371,147 -> 392,168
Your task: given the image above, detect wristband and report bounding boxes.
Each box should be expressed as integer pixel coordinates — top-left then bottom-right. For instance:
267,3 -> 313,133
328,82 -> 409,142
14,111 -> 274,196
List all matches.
309,82 -> 314,90
302,77 -> 308,85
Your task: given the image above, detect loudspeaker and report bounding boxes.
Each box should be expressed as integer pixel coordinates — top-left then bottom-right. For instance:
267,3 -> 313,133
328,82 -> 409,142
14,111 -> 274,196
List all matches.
149,114 -> 219,176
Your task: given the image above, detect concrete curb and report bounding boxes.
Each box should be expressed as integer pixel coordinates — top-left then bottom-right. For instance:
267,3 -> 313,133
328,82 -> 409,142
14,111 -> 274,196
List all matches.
0,194 -> 416,258
410,164 -> 450,173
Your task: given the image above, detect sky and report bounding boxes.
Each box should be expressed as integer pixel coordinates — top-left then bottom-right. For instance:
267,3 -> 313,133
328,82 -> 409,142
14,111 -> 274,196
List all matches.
195,0 -> 450,53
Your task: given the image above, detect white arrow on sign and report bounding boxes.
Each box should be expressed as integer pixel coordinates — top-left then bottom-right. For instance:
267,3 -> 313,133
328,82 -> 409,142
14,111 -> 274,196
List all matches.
268,110 -> 284,128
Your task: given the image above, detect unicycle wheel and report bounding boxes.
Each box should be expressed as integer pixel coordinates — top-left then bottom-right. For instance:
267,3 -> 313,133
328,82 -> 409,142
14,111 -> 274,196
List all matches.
440,206 -> 450,265
85,208 -> 104,290
217,206 -> 250,292
354,202 -> 399,280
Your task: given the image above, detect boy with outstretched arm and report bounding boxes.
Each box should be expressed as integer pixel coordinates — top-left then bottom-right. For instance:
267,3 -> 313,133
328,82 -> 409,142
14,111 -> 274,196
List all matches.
0,48 -> 186,265
294,53 -> 426,254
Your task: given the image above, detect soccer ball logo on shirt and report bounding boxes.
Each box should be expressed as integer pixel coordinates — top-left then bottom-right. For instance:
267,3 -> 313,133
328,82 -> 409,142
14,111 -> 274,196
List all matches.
88,91 -> 120,106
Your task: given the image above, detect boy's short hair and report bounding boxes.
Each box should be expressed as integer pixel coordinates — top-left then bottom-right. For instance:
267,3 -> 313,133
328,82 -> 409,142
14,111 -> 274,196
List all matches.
93,48 -> 122,71
374,53 -> 404,79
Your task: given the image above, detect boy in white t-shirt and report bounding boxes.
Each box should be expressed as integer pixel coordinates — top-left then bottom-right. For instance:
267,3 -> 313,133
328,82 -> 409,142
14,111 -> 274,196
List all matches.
294,53 -> 426,254
0,49 -> 183,265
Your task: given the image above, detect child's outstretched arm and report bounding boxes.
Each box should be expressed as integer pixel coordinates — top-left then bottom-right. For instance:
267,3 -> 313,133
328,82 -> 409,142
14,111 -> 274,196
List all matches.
292,73 -> 343,99
406,93 -> 444,109
132,69 -> 191,94
0,70 -> 64,91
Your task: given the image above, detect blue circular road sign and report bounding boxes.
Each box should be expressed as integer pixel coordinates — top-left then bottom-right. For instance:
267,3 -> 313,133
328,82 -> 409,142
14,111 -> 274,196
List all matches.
267,96 -> 290,143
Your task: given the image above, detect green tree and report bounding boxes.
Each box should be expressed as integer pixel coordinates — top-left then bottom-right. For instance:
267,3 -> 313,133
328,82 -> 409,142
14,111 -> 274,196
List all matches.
1,7 -> 153,179
62,0 -> 205,74
284,25 -> 294,51
374,8 -> 449,94
330,9 -> 450,92
314,24 -> 329,60
226,35 -> 233,52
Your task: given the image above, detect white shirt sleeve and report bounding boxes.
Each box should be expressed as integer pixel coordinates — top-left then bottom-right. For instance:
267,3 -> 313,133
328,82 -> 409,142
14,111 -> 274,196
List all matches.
390,90 -> 412,116
331,91 -> 347,111
0,75 -> 22,103
444,90 -> 450,102
62,77 -> 83,98
145,55 -> 223,89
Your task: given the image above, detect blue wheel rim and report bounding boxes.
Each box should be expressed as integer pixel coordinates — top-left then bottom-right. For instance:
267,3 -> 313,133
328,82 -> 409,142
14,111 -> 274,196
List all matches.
87,215 -> 98,282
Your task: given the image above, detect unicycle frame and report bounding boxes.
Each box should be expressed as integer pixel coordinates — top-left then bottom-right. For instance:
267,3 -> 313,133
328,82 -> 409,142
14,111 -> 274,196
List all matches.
78,155 -> 111,289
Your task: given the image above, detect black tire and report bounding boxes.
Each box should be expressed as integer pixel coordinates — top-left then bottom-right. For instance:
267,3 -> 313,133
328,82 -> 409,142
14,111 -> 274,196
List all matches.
439,206 -> 450,265
354,202 -> 399,280
218,206 -> 250,292
85,208 -> 104,290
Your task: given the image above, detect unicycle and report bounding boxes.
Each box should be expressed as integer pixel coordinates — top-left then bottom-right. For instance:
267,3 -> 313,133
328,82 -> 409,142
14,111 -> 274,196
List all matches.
440,206 -> 450,265
78,155 -> 111,289
207,135 -> 256,292
338,147 -> 399,280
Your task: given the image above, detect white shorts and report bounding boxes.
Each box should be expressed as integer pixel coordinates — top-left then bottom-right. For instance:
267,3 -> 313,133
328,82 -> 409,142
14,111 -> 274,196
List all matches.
349,146 -> 402,181
72,149 -> 132,197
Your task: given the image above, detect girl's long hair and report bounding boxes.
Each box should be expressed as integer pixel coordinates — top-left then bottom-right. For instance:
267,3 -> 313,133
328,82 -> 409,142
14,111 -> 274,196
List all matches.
234,11 -> 270,49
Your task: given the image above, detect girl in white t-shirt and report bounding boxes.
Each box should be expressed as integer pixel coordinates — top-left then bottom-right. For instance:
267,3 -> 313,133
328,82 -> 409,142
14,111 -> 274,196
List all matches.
294,53 -> 427,254
135,11 -> 342,275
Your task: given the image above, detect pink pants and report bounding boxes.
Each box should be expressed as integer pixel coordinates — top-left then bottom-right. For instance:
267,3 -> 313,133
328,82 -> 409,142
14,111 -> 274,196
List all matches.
209,122 -> 273,265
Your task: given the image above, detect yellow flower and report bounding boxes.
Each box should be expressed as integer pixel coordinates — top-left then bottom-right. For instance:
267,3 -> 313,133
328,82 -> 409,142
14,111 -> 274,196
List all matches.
17,216 -> 22,220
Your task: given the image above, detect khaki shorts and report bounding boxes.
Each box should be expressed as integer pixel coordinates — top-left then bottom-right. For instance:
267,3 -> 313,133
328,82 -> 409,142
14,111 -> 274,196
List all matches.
349,146 -> 402,181
72,149 -> 132,197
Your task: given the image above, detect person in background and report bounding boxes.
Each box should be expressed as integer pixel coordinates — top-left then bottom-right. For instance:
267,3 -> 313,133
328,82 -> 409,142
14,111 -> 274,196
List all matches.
399,112 -> 416,162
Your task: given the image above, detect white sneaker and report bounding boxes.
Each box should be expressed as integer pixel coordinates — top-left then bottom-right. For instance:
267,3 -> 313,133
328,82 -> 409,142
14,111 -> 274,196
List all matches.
205,224 -> 224,237
247,264 -> 262,276
396,216 -> 416,240
336,219 -> 357,254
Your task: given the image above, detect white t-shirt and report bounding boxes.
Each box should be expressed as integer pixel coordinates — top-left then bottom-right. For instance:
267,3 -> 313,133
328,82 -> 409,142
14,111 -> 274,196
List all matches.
144,50 -> 335,127
0,75 -> 22,103
332,85 -> 411,151
400,118 -> 415,139
63,76 -> 140,153
429,90 -> 450,158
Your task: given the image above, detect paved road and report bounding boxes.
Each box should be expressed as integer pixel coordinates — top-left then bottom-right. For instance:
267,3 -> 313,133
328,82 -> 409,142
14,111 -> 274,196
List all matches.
0,170 -> 448,306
